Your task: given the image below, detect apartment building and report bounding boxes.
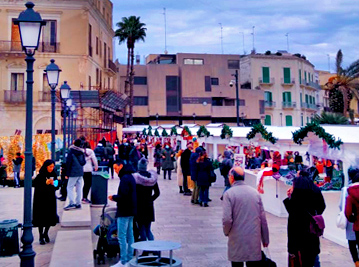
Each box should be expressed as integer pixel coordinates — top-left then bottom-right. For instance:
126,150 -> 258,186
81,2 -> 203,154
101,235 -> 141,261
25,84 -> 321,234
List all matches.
240,52 -> 321,126
0,0 -> 119,137
118,53 -> 265,126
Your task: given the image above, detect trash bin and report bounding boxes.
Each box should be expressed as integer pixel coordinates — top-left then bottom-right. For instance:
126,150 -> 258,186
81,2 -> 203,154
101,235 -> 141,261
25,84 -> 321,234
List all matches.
91,167 -> 110,205
0,219 -> 19,257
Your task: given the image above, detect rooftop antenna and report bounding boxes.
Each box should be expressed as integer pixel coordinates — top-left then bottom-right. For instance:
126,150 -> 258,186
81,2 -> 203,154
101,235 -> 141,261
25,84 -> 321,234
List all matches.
163,8 -> 167,54
251,26 -> 255,52
285,33 -> 289,52
219,23 -> 223,54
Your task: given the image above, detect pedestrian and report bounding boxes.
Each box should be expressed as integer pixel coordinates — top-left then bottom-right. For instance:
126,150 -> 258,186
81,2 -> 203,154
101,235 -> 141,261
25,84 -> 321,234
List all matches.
64,139 -> 86,211
176,150 -> 184,193
180,142 -> 193,195
32,160 -> 59,245
94,142 -> 106,162
222,166 -> 270,266
108,160 -> 137,267
153,143 -> 162,175
220,150 -> 233,196
284,169 -> 326,267
114,138 -> 120,160
105,141 -> 115,179
194,150 -> 213,207
133,157 -> 160,242
190,147 -> 203,204
140,142 -> 148,159
0,159 -> 7,187
82,141 -> 98,204
161,143 -> 175,180
12,152 -> 23,188
129,142 -> 142,172
118,138 -> 131,163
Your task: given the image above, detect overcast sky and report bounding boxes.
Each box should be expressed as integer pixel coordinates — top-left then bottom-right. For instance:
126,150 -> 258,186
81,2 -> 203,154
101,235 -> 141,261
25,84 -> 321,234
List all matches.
112,0 -> 359,72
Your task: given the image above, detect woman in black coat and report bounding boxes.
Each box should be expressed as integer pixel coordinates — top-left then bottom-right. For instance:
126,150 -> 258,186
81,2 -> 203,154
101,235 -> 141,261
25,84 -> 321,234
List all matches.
283,170 -> 326,267
32,160 -> 59,245
194,151 -> 213,207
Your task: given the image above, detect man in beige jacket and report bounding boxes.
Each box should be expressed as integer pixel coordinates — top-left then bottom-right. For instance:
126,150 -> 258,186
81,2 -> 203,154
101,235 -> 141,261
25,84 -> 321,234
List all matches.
222,167 -> 269,267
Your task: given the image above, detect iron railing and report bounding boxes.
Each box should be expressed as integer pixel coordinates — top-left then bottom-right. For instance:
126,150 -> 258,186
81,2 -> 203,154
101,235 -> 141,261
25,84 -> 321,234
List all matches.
281,78 -> 295,85
38,91 -> 52,102
108,59 -> 117,73
282,101 -> 296,108
0,41 -> 60,53
264,101 -> 276,108
4,90 -> 26,103
259,77 -> 275,85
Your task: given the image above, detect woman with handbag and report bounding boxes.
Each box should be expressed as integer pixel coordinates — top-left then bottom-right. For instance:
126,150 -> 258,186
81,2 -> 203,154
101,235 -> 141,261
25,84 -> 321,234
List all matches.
283,169 -> 326,267
194,151 -> 213,207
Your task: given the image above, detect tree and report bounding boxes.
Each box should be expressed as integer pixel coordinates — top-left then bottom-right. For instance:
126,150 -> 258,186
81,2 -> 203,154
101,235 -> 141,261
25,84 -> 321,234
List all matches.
325,49 -> 359,118
115,16 -> 147,126
312,111 -> 349,125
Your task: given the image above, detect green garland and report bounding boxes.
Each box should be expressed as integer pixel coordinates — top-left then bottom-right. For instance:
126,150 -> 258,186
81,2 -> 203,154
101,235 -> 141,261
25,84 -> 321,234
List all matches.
142,128 -> 147,136
181,126 -> 192,137
154,129 -> 160,137
170,126 -> 178,136
162,129 -> 169,137
292,122 -> 343,149
147,125 -> 153,136
197,125 -> 211,137
246,123 -> 278,144
220,124 -> 233,139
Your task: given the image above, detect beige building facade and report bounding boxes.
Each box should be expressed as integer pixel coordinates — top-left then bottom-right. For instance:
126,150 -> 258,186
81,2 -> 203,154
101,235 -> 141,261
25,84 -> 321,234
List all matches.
118,53 -> 265,126
0,0 -> 117,137
240,52 -> 321,126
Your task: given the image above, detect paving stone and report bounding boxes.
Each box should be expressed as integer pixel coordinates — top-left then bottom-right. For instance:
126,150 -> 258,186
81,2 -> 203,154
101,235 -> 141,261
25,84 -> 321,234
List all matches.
61,203 -> 91,227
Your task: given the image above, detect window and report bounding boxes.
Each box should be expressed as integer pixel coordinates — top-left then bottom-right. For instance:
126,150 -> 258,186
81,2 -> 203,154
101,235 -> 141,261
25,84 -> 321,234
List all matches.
108,47 -> 111,61
285,115 -> 293,126
205,76 -> 211,92
166,76 -> 179,91
166,76 -> 181,114
299,69 -> 302,84
96,37 -> 99,55
228,60 -> 240,69
41,20 -> 57,52
300,93 -> 302,104
304,71 -> 307,82
96,68 -> 99,86
262,67 -> 270,83
104,42 -> 107,67
305,94 -> 309,103
301,114 -> 304,126
42,74 -> 50,91
224,99 -> 235,106
100,70 -> 102,87
167,96 -> 178,112
264,91 -> 272,102
283,92 -> 292,103
283,67 -> 291,84
134,96 -> 148,106
211,78 -> 219,85
11,73 -> 24,91
99,41 -> 102,58
308,72 -> 311,82
89,76 -> 92,90
183,58 -> 203,65
134,77 -> 147,85
264,115 -> 271,126
212,97 -> 223,106
88,24 -> 92,56
259,100 -> 265,114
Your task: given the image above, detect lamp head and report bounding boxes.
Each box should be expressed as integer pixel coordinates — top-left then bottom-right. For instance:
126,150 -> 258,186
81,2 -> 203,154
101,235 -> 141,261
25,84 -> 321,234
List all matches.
229,80 -> 235,87
45,59 -> 62,89
60,81 -> 71,100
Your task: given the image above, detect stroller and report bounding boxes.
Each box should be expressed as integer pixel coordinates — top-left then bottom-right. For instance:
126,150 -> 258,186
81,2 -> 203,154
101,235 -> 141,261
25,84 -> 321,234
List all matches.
93,204 -> 120,265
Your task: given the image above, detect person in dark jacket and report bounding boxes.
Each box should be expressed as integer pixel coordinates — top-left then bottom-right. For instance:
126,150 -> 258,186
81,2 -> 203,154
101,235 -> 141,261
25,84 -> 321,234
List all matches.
129,143 -> 142,172
13,152 -> 23,188
109,160 -> 137,267
153,143 -> 162,175
133,158 -> 160,242
162,144 -> 175,180
140,142 -> 148,159
220,150 -> 233,192
118,139 -> 131,163
94,143 -> 106,162
0,161 -> 7,187
180,142 -> 193,195
64,139 -> 86,211
190,147 -> 203,204
105,141 -> 115,179
32,160 -> 59,245
194,151 -> 213,207
284,169 -> 326,267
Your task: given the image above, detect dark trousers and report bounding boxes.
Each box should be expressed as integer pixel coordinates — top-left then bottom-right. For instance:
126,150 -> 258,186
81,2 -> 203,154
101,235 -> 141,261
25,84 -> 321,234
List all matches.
83,172 -> 92,200
108,158 -> 114,178
232,261 -> 261,267
199,186 -> 209,204
60,177 -> 68,198
182,171 -> 190,192
163,169 -> 172,180
349,240 -> 359,262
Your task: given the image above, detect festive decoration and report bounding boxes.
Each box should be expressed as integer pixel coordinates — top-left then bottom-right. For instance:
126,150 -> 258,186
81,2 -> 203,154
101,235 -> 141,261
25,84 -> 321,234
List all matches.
147,126 -> 153,136
197,125 -> 211,137
161,129 -> 169,137
181,126 -> 192,137
292,122 -> 343,149
170,126 -> 178,136
220,124 -> 233,139
246,123 -> 278,144
154,129 -> 160,137
212,159 -> 220,169
142,128 -> 147,136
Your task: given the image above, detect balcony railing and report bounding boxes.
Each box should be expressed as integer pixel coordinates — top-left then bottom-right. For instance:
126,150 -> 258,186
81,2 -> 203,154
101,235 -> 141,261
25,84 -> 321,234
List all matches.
107,59 -> 117,74
281,78 -> 295,85
259,77 -> 275,85
38,42 -> 60,53
282,101 -> 296,108
4,90 -> 26,104
264,101 -> 276,108
301,102 -> 319,110
38,91 -> 51,102
0,41 -> 60,53
308,81 -> 321,90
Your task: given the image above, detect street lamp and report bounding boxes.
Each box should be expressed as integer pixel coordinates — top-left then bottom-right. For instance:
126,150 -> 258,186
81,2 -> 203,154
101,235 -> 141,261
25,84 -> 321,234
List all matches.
73,111 -> 78,140
70,103 -> 76,145
60,81 -> 71,161
280,112 -> 283,126
231,70 -> 240,126
14,2 -> 45,266
193,113 -> 196,124
155,113 -> 159,126
66,98 -> 73,147
44,59 -> 61,161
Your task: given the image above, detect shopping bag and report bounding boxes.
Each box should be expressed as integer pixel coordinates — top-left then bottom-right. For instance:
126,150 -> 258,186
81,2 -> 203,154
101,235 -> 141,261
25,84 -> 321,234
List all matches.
187,176 -> 195,189
336,187 -> 347,229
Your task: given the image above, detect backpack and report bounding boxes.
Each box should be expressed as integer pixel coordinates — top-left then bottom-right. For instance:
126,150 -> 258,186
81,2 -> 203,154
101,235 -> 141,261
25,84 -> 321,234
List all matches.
72,151 -> 86,166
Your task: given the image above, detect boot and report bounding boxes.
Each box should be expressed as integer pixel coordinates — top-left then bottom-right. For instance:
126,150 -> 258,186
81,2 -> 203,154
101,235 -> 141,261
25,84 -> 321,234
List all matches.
179,186 -> 184,193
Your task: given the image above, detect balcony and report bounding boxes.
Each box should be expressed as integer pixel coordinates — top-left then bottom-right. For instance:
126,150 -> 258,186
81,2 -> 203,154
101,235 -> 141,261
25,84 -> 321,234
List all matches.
282,101 -> 296,109
301,102 -> 319,110
281,78 -> 295,86
259,77 -> 275,85
308,81 -> 321,90
38,91 -> 51,102
264,101 -> 276,108
4,90 -> 26,104
105,59 -> 117,75
0,41 -> 60,54
38,42 -> 60,53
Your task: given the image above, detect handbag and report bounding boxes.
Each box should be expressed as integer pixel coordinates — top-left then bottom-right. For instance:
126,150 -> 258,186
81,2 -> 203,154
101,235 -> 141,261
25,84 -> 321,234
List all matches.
210,169 -> 216,183
336,187 -> 347,229
308,212 -> 325,237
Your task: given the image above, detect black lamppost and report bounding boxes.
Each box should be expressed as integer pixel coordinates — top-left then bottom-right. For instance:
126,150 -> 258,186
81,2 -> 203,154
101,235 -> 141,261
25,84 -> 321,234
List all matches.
60,81 -> 71,161
44,59 -> 61,161
156,113 -> 159,126
66,98 -> 73,147
73,111 -> 78,140
231,70 -> 240,126
70,103 -> 76,144
193,113 -> 196,124
15,2 -> 45,266
280,112 -> 283,126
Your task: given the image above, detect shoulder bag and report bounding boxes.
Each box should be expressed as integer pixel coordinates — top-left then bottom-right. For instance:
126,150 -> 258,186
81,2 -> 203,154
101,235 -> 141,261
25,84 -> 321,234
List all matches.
336,187 -> 348,229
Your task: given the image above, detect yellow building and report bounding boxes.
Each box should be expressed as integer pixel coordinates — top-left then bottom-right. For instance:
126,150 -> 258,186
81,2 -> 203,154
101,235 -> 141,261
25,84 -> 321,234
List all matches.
118,53 -> 265,126
0,0 -> 119,138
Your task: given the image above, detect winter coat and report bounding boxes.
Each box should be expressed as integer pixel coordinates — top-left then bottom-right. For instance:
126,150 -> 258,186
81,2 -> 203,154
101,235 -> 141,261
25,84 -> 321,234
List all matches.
94,145 -> 105,160
283,177 -> 326,261
118,144 -> 131,162
83,148 -> 98,173
340,187 -> 355,240
194,158 -> 213,187
220,151 -> 233,187
129,148 -> 142,171
65,146 -> 85,177
161,148 -> 175,170
222,181 -> 269,262
32,169 -> 59,227
13,156 -> 23,172
153,147 -> 162,167
132,171 -> 160,223
112,164 -> 137,218
345,183 -> 359,231
177,156 -> 184,186
180,148 -> 192,174
104,143 -> 115,160
189,147 -> 202,181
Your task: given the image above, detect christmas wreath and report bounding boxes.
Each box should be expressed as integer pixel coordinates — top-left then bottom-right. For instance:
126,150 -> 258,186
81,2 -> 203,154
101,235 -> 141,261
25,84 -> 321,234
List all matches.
170,126 -> 178,136
197,125 -> 211,137
246,123 -> 278,144
162,129 -> 169,137
154,129 -> 160,137
220,124 -> 233,139
292,122 -> 343,149
181,126 -> 192,137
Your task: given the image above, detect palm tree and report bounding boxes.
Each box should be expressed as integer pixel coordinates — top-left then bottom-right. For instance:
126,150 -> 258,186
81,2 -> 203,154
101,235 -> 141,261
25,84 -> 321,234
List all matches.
115,16 -> 146,126
325,49 -> 359,118
313,111 -> 349,125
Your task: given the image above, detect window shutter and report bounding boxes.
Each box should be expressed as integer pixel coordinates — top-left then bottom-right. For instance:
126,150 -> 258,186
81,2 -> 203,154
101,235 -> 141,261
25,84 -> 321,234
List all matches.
264,115 -> 271,125
285,115 -> 293,126
299,69 -> 302,84
283,68 -> 291,83
262,67 -> 270,83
